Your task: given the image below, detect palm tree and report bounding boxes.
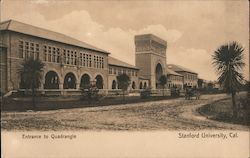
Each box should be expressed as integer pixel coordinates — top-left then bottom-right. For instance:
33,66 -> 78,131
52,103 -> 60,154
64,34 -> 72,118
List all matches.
212,41 -> 245,118
19,58 -> 45,110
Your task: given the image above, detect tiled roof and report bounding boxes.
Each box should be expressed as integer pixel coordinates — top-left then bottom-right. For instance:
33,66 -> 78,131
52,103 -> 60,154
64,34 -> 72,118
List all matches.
167,64 -> 197,74
166,68 -> 183,76
0,19 -> 109,54
108,56 -> 139,70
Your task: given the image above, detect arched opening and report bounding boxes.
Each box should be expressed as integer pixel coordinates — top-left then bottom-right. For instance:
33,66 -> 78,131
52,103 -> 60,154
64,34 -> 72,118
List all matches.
95,75 -> 103,89
155,63 -> 163,89
44,71 -> 59,89
132,81 -> 136,89
63,72 -> 76,89
112,80 -> 116,89
140,82 -> 143,89
144,82 -> 147,89
80,74 -> 90,89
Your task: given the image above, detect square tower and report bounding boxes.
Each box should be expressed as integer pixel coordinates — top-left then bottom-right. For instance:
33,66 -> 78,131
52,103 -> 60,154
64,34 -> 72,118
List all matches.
135,34 -> 167,89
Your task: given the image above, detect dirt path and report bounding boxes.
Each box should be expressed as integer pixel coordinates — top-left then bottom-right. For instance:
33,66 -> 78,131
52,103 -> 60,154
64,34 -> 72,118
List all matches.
1,93 -> 249,131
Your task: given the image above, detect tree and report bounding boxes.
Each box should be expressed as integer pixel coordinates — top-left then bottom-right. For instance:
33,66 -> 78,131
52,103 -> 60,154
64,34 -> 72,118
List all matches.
19,58 -> 45,110
197,79 -> 204,89
117,73 -> 130,101
159,75 -> 167,96
212,41 -> 245,118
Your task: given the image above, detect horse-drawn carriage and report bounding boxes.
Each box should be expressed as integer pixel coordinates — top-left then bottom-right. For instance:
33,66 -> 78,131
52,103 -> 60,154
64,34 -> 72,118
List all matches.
185,87 -> 201,100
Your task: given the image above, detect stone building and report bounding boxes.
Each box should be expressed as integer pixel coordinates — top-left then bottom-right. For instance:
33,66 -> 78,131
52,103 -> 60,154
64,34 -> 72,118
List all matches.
0,19 -> 199,96
108,56 -> 139,90
135,34 -> 167,89
166,68 -> 184,89
0,20 -> 112,95
167,64 -> 198,88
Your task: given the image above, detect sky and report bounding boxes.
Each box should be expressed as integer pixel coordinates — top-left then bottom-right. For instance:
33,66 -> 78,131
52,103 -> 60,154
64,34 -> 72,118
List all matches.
1,0 -> 249,81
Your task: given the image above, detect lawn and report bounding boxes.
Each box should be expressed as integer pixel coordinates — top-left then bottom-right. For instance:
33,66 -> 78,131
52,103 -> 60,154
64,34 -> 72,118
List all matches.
198,94 -> 250,126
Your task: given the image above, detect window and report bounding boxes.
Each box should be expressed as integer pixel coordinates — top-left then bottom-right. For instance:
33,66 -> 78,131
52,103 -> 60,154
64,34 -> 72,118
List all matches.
109,68 -> 112,74
18,41 -> 24,58
79,53 -> 83,66
48,46 -> 52,62
52,47 -> 56,62
35,43 -> 39,59
56,48 -> 60,63
25,42 -> 29,59
44,45 -> 47,61
89,54 -> 92,67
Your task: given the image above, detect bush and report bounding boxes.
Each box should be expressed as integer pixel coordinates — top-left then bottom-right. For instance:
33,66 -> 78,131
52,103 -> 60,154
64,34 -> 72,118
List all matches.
80,85 -> 100,103
140,89 -> 151,99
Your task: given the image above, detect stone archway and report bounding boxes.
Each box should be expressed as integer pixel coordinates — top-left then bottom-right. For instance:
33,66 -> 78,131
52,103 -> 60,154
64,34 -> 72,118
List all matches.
112,80 -> 117,89
44,71 -> 59,89
95,75 -> 103,89
155,63 -> 163,89
80,74 -> 91,89
132,81 -> 136,89
63,72 -> 76,89
140,82 -> 143,89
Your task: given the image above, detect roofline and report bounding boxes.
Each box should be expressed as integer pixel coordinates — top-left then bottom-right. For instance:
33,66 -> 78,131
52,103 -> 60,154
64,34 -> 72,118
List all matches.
174,70 -> 198,74
0,19 -> 110,54
167,73 -> 183,77
108,64 -> 140,70
3,29 -> 110,54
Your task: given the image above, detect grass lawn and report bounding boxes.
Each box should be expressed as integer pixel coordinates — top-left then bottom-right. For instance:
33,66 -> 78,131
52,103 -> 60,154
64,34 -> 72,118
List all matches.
198,93 -> 250,126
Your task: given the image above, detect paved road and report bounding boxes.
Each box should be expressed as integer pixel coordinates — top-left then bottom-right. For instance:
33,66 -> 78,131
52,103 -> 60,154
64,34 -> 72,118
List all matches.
1,93 -> 249,131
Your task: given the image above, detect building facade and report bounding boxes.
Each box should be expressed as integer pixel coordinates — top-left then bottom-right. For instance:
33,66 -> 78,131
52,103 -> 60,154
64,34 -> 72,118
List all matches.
135,34 -> 167,89
0,20 -> 199,95
0,20 -> 110,94
166,68 -> 184,89
108,56 -> 139,90
167,64 -> 198,88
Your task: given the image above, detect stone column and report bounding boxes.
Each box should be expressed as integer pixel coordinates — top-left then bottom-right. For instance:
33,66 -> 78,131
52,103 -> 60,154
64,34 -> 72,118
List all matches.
76,82 -> 80,90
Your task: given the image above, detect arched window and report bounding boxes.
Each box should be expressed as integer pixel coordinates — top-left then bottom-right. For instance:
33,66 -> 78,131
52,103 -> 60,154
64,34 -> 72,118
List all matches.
95,75 -> 103,89
63,72 -> 76,89
44,71 -> 59,89
140,82 -> 143,89
144,82 -> 147,89
155,63 -> 163,89
112,80 -> 116,89
80,74 -> 90,89
132,81 -> 136,89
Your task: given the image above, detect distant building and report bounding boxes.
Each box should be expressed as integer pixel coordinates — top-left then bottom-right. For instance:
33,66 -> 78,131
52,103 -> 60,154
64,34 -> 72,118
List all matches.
166,68 -> 184,89
167,64 -> 198,88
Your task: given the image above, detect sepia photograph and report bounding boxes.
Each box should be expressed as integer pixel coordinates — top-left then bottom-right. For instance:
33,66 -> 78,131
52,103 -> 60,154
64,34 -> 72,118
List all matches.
1,0 -> 249,157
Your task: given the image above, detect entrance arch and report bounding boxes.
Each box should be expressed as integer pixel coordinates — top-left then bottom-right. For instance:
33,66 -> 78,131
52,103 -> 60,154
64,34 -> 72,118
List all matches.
155,63 -> 163,89
44,71 -> 59,89
112,80 -> 116,89
132,81 -> 136,89
95,75 -> 103,89
63,72 -> 76,89
80,74 -> 90,88
140,82 -> 143,89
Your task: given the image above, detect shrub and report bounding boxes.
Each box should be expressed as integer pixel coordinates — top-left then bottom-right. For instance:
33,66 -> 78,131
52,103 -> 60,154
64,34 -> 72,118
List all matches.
140,88 -> 151,99
80,84 -> 99,103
